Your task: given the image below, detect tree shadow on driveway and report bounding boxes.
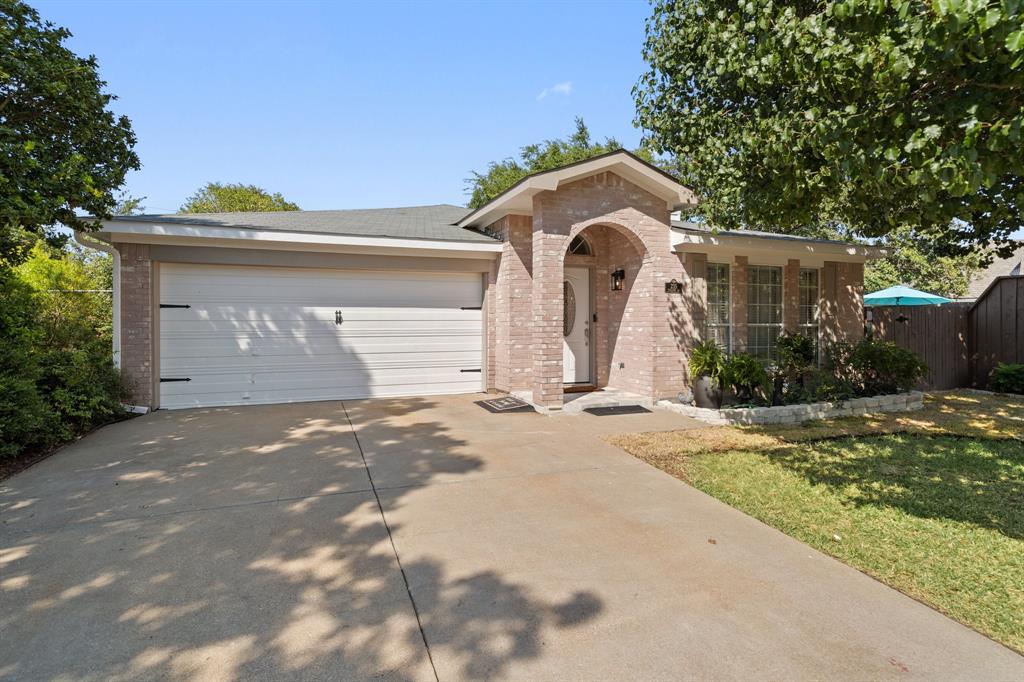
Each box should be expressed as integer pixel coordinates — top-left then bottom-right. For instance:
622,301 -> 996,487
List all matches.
0,397 -> 602,681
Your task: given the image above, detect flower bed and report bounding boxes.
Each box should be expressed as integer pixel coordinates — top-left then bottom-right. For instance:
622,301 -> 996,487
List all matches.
659,391 -> 924,426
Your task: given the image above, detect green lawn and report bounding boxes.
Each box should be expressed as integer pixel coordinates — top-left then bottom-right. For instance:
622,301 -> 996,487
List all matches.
611,391 -> 1024,653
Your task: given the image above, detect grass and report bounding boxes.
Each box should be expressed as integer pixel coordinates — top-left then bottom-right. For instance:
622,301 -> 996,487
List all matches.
609,390 -> 1024,653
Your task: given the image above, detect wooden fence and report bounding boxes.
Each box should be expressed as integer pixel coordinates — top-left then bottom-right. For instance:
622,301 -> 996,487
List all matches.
969,276 -> 1024,385
868,302 -> 972,390
866,276 -> 1024,389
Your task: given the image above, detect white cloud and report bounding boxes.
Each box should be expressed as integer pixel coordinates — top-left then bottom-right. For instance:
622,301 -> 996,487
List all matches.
537,81 -> 573,101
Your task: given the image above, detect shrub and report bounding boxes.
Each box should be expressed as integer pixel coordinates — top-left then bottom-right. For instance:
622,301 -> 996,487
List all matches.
722,353 -> 770,404
828,338 -> 927,396
989,363 -> 1024,394
772,331 -> 817,404
0,272 -> 53,458
1,243 -> 126,462
689,339 -> 726,383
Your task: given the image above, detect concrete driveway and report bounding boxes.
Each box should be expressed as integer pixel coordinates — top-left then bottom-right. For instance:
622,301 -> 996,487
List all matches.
1,396 -> 1021,681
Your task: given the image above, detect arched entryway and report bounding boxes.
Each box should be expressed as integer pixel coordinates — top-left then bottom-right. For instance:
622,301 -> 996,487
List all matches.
561,222 -> 650,397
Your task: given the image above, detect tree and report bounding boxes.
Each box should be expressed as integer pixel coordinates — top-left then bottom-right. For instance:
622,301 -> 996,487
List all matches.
635,1 -> 1024,255
180,182 -> 300,213
466,118 -> 658,209
113,192 -> 146,216
865,227 -> 986,298
1,1 -> 139,267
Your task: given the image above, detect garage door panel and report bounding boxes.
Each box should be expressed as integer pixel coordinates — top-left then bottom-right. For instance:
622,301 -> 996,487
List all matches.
161,306 -> 481,325
161,350 -> 482,373
159,263 -> 484,409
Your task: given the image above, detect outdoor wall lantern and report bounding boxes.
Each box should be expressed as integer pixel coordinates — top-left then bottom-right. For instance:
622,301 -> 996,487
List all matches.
611,269 -> 625,291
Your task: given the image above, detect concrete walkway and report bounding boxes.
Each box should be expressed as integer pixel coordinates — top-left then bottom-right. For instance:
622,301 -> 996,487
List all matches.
1,395 -> 1021,681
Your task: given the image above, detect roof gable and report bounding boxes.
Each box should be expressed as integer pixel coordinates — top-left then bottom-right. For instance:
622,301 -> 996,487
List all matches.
457,150 -> 697,229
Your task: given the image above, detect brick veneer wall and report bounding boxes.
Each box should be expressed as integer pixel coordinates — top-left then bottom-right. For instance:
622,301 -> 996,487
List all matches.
488,214 -> 534,392
821,260 -> 865,344
730,255 -> 749,352
529,171 -> 687,408
117,243 -> 154,407
783,258 -> 800,332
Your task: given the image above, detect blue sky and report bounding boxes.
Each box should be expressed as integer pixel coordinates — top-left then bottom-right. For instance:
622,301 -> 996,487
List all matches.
36,0 -> 653,214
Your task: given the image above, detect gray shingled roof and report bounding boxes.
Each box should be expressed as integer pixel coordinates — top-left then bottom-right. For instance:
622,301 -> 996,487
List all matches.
111,204 -> 496,243
966,242 -> 1024,298
672,220 -> 854,246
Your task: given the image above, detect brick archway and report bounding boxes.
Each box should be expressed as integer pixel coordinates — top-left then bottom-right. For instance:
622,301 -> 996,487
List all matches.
528,172 -> 686,409
563,222 -> 652,396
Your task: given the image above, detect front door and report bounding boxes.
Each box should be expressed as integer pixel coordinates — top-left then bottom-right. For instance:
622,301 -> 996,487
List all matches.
562,267 -> 592,384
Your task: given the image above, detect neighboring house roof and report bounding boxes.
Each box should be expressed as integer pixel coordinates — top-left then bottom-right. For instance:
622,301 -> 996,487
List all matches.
108,204 -> 497,243
457,149 -> 698,229
965,242 -> 1024,299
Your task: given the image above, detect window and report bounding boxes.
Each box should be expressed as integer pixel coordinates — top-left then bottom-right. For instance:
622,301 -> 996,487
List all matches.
747,265 -> 783,361
705,263 -> 731,352
568,235 -> 592,256
799,268 -> 820,357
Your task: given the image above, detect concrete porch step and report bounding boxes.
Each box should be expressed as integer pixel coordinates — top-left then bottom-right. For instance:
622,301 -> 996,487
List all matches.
513,388 -> 654,415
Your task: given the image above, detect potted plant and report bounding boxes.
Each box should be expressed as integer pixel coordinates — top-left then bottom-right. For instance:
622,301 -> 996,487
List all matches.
689,339 -> 726,408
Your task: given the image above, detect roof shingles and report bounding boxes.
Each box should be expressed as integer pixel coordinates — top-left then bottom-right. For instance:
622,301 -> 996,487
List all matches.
111,204 -> 497,243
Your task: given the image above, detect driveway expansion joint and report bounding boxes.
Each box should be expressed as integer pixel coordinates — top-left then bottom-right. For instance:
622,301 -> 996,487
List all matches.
341,400 -> 440,682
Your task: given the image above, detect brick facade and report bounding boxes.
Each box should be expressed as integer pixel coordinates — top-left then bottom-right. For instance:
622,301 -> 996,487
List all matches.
783,258 -> 801,333
525,171 -> 687,408
730,255 -> 749,353
117,243 -> 154,407
821,261 -> 865,344
488,214 -> 534,392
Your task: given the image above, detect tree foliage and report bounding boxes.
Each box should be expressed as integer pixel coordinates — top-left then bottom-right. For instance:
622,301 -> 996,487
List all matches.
466,118 -> 657,209
635,0 -> 1024,254
0,1 -> 139,267
2,240 -> 123,460
865,226 -> 987,296
180,182 -> 300,213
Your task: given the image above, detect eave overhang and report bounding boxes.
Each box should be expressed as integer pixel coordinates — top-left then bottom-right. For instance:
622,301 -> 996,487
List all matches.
457,149 -> 698,230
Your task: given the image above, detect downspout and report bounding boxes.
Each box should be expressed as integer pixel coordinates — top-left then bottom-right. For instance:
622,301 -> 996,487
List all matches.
74,230 -> 120,368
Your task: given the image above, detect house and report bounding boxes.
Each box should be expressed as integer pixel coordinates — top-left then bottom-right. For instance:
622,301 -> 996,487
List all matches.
77,151 -> 879,412
964,242 -> 1024,299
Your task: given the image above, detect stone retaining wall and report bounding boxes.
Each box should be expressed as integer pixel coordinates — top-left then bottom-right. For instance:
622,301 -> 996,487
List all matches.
658,391 -> 925,426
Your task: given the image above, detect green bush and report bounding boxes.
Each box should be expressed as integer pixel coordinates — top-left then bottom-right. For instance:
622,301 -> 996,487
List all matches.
989,363 -> 1024,394
828,338 -> 927,397
722,353 -> 770,405
1,243 -> 125,461
0,272 -> 53,458
772,331 -> 817,405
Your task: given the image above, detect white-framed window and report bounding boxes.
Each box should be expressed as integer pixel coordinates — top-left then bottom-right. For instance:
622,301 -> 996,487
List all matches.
747,265 -> 783,361
705,262 -> 731,352
799,268 -> 820,358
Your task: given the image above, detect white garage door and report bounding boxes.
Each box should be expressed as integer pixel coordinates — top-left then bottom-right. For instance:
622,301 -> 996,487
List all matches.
159,263 -> 484,409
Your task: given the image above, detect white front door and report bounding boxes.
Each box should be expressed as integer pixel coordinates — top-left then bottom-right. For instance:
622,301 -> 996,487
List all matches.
562,267 -> 592,384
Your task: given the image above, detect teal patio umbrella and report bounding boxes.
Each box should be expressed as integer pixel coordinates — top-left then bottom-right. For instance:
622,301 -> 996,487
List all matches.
864,284 -> 952,306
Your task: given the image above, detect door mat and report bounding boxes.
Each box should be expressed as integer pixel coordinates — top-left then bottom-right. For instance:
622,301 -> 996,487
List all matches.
475,396 -> 535,413
583,405 -> 651,416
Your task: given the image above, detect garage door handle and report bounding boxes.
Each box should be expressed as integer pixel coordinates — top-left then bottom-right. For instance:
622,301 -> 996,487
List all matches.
335,310 -> 343,325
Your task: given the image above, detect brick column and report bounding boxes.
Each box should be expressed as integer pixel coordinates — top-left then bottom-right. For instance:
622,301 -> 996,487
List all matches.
821,261 -> 865,346
118,243 -> 154,407
731,255 -> 748,353
531,228 -> 567,409
490,215 -> 533,392
683,252 -> 708,337
783,258 -> 800,333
